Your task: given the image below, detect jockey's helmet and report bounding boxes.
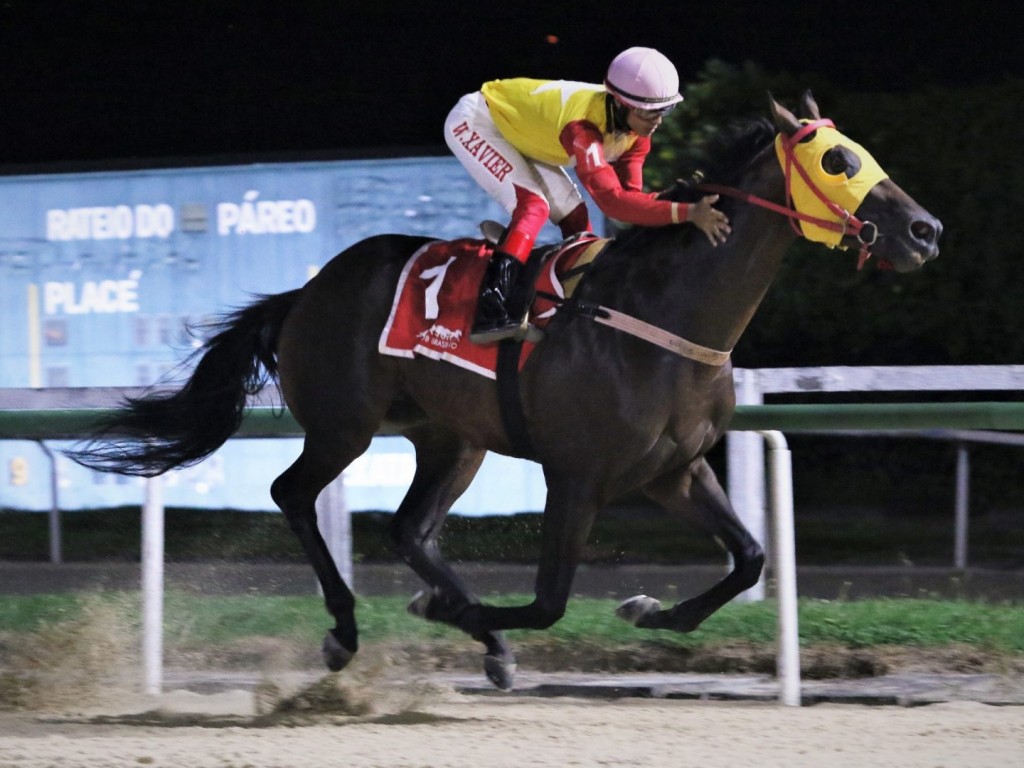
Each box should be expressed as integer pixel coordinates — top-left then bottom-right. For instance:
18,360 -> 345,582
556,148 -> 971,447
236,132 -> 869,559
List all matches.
605,47 -> 684,111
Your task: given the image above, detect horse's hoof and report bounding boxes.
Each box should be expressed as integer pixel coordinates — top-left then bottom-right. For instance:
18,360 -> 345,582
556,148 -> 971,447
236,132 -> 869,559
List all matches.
484,653 -> 517,691
616,594 -> 662,626
407,589 -> 433,619
322,631 -> 355,672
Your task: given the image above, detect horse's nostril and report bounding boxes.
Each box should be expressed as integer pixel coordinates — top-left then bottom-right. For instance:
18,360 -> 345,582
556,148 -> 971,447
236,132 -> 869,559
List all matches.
911,218 -> 939,246
910,216 -> 942,261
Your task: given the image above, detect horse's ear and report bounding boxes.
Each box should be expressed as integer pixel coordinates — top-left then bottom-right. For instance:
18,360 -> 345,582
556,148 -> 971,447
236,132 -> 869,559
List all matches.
798,90 -> 821,120
768,93 -> 801,135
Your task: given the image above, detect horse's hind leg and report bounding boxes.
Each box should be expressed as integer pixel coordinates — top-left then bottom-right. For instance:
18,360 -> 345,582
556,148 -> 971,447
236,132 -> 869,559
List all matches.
390,427 -> 517,689
618,457 -> 765,632
415,471 -> 602,637
270,430 -> 373,672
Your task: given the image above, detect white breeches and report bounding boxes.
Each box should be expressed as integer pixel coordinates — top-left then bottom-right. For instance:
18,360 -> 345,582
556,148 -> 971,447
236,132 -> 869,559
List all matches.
444,91 -> 585,223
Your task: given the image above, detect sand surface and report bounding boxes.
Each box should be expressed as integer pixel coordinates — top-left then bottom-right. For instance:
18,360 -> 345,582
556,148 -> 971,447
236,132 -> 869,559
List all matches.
2,594 -> 1022,768
1,683 -> 1021,768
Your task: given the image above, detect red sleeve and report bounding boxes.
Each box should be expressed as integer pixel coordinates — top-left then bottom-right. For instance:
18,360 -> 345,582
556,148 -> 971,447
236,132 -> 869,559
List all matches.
612,136 -> 649,192
559,120 -> 688,226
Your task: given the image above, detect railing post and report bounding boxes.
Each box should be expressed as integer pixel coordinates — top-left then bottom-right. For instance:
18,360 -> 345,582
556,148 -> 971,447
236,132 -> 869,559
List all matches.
316,473 -> 352,589
954,444 -> 970,570
757,430 -> 801,706
730,369 -> 766,601
142,475 -> 164,696
36,441 -> 62,564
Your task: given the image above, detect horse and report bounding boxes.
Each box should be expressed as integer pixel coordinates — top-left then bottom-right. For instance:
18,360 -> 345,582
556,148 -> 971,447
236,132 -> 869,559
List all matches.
69,92 -> 941,690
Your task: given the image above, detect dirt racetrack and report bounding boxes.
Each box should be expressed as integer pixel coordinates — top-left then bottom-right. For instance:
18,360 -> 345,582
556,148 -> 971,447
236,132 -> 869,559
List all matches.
2,639 -> 1023,768
2,565 -> 1022,767
1,687 -> 1022,768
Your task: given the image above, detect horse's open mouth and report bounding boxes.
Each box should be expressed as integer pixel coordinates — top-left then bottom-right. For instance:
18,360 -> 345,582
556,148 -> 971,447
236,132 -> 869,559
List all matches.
884,248 -> 936,273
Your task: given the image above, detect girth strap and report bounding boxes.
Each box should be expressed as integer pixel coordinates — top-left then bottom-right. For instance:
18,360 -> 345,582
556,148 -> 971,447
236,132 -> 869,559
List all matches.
494,242 -> 556,458
535,292 -> 732,366
592,307 -> 731,366
496,338 -> 534,457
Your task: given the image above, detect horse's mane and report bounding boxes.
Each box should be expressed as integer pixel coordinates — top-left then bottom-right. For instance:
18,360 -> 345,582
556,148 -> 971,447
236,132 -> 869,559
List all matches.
660,117 -> 776,203
607,117 -> 776,254
563,115 -> 779,297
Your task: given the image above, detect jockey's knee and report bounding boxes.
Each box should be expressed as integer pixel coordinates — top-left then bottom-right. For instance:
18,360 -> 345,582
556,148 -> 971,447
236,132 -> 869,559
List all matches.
557,202 -> 591,237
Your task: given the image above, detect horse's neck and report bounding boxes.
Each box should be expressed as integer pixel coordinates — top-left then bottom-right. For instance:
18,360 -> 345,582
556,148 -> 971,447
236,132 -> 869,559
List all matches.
614,172 -> 794,354
688,206 -> 794,352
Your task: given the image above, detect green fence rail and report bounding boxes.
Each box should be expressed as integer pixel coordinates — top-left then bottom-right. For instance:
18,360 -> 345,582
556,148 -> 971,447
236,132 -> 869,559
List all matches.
729,401 -> 1024,432
2,401 -> 1024,441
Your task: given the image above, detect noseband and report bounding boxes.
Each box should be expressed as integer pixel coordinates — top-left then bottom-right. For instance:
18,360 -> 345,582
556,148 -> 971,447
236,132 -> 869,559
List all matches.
700,118 -> 880,269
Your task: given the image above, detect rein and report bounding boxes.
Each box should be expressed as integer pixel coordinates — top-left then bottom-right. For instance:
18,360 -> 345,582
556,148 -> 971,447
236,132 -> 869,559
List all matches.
699,119 -> 879,270
526,118 -> 884,366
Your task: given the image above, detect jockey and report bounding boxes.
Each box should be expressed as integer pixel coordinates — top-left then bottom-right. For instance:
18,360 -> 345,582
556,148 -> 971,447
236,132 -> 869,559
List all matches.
445,46 -> 732,344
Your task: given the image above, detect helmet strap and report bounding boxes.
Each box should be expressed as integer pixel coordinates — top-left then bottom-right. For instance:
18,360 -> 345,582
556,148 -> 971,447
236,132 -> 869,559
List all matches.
606,94 -> 631,133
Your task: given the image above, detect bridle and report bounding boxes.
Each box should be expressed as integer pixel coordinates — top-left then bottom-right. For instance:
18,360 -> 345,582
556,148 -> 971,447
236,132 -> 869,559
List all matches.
699,119 -> 880,270
536,120 -> 888,366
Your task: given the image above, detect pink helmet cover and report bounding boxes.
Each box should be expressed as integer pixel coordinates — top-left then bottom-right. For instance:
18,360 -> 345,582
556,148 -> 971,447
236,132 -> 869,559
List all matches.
605,47 -> 684,109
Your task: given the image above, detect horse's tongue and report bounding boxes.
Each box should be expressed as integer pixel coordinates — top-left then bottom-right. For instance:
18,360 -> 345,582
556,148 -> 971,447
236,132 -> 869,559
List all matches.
855,251 -> 892,271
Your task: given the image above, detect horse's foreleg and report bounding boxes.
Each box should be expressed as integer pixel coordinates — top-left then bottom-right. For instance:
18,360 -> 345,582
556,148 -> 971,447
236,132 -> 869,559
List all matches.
389,428 -> 517,689
619,458 -> 764,632
270,434 -> 370,672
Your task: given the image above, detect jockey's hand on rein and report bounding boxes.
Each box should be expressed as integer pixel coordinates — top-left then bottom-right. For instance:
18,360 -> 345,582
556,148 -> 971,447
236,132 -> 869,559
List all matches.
691,194 -> 731,246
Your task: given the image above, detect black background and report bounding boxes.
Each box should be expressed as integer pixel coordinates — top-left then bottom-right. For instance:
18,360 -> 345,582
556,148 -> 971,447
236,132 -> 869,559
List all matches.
2,0 -> 1020,167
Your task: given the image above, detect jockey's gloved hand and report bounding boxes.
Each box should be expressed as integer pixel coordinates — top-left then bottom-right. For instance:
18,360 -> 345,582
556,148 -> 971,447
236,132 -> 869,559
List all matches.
690,194 -> 731,246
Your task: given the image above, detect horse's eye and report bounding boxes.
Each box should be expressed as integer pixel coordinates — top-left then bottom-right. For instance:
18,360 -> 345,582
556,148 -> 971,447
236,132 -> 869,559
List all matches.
822,147 -> 861,179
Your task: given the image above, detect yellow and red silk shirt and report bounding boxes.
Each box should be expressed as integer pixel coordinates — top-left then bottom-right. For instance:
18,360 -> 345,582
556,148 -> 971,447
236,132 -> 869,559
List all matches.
481,78 -> 685,226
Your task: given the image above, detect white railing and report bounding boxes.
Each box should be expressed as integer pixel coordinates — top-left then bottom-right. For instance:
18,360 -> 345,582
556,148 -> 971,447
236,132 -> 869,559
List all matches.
3,366 -> 1024,706
727,365 -> 1024,600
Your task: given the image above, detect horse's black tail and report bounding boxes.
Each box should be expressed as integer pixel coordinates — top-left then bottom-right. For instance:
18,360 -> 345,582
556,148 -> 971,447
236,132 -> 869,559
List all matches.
66,290 -> 302,477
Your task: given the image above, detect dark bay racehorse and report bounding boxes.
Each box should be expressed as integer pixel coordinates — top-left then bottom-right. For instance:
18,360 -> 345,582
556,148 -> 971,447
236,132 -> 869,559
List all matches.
70,93 -> 941,689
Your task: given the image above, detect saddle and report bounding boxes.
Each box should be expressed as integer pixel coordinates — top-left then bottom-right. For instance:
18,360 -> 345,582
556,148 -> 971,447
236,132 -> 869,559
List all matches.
378,225 -> 609,458
478,219 -> 605,333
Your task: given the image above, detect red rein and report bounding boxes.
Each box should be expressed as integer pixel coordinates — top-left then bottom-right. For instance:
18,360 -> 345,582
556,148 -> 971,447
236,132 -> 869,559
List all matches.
699,119 -> 879,270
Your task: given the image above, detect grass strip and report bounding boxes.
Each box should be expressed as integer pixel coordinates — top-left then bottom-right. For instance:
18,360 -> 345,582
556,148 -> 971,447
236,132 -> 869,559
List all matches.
2,593 -> 1023,653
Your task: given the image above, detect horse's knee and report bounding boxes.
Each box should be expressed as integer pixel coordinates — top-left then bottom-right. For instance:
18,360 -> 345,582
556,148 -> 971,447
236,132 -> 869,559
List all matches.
269,474 -> 290,510
270,472 -> 310,520
737,543 -> 765,588
529,597 -> 567,630
387,517 -> 432,561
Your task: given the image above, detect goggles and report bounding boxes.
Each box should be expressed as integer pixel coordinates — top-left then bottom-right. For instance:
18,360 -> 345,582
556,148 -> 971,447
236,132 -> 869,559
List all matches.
632,104 -> 676,120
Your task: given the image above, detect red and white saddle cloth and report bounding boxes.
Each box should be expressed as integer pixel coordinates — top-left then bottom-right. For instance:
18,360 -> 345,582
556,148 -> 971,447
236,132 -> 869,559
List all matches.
379,235 -> 605,379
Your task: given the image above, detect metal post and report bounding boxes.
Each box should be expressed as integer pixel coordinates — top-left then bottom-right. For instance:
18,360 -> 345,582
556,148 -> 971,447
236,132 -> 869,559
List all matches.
954,444 -> 970,570
142,475 -> 164,696
757,430 -> 801,706
315,473 -> 352,588
36,441 -> 62,564
729,369 -> 766,601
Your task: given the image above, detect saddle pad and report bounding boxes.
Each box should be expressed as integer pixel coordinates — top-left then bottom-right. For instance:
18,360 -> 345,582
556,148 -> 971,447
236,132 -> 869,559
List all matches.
378,236 -> 604,379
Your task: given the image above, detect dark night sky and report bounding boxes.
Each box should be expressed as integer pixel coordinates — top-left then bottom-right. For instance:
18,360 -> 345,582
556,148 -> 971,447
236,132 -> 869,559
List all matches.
1,0 -> 1021,168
